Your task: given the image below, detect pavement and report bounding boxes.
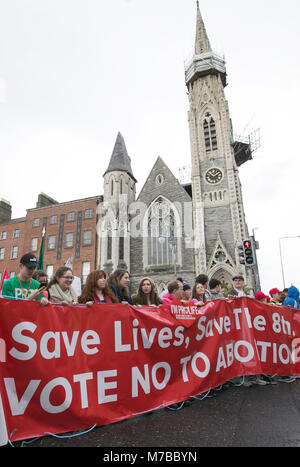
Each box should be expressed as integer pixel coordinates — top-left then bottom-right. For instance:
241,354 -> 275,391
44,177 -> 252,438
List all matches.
11,378 -> 300,448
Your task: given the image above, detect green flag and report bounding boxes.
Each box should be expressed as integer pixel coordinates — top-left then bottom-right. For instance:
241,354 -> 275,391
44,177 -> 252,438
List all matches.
37,227 -> 45,270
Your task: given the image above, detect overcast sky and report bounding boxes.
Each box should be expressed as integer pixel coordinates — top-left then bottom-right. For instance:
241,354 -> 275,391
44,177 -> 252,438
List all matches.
0,0 -> 300,294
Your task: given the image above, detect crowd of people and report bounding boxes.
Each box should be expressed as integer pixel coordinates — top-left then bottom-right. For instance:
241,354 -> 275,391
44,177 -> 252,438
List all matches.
1,251 -> 299,398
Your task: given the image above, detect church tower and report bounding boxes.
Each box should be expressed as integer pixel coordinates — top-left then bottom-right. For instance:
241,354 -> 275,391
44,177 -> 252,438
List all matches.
99,132 -> 137,274
185,3 -> 255,287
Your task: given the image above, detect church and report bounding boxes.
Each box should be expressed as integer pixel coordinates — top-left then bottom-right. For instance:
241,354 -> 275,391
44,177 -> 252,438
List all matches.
0,4 -> 259,293
98,3 -> 258,294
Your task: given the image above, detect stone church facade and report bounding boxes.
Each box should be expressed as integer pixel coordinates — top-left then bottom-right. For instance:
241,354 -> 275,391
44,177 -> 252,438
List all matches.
98,4 -> 258,294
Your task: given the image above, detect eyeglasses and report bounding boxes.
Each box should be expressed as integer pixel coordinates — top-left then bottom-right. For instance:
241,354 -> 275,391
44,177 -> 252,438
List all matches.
62,275 -> 74,280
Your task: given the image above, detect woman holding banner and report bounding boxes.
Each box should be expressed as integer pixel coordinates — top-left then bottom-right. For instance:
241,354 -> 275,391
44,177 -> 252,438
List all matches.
48,266 -> 77,305
78,270 -> 118,305
108,269 -> 133,305
191,282 -> 206,307
132,277 -> 162,307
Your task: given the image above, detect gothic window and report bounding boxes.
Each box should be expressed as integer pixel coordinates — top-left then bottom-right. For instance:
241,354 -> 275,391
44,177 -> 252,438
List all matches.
203,117 -> 218,152
119,225 -> 125,261
107,225 -> 112,260
110,179 -> 114,196
147,198 -> 178,266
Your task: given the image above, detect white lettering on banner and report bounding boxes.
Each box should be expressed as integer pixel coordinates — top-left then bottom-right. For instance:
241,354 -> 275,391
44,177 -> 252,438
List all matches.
40,377 -> 72,414
114,320 -> 185,352
131,362 -> 171,397
9,322 -> 37,361
8,322 -> 101,361
216,341 -> 254,372
73,373 -> 93,409
4,378 -> 41,415
196,315 -> 231,341
97,370 -> 118,404
180,352 -> 210,382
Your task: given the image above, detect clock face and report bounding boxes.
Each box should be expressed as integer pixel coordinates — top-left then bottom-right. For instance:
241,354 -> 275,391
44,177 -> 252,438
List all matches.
205,168 -> 223,184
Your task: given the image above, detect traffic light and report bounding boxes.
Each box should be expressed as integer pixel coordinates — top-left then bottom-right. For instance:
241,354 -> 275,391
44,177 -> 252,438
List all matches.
237,239 -> 256,267
243,239 -> 256,267
237,244 -> 245,265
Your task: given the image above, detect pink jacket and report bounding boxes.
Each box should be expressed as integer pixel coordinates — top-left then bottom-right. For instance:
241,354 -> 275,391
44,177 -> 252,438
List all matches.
162,292 -> 175,305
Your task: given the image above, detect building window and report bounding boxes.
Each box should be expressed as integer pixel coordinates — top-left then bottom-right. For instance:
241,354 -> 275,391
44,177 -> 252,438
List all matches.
107,225 -> 112,261
30,238 -> 38,252
203,117 -> 218,152
0,231 -> 7,240
111,180 -> 114,196
48,235 -> 56,250
50,215 -> 57,225
65,233 -> 74,248
0,248 -> 5,260
147,198 -> 178,266
81,261 -> 90,285
46,265 -> 54,280
83,230 -> 92,246
13,229 -> 20,238
84,209 -> 93,219
66,212 -> 75,222
33,218 -> 40,227
10,246 -> 18,259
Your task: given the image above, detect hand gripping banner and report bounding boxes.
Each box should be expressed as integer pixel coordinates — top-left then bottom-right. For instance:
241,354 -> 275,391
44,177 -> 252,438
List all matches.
0,297 -> 300,445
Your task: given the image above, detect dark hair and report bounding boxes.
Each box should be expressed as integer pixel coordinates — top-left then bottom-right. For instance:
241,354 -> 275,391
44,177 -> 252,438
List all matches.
78,270 -> 118,303
108,269 -> 130,299
232,275 -> 244,281
47,266 -> 72,289
133,277 -> 162,306
192,283 -> 206,303
32,270 -> 48,282
195,274 -> 209,285
209,279 -> 221,290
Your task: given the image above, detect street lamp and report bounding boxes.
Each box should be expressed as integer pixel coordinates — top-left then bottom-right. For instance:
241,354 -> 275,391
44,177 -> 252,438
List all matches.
279,236 -> 300,289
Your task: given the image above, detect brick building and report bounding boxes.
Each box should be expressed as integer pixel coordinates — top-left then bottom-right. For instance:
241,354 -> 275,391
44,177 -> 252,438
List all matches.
0,193 -> 101,283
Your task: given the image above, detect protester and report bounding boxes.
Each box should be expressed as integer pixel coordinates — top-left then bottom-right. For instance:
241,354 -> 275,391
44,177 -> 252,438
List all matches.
132,277 -> 162,307
108,269 -> 133,305
227,275 -> 247,298
269,288 -> 283,306
32,269 -> 50,300
195,274 -> 212,300
78,270 -> 118,305
162,280 -> 184,305
48,266 -> 77,305
209,279 -> 224,299
191,282 -> 206,306
182,283 -> 193,301
255,292 -> 268,303
1,253 -> 48,306
283,286 -> 300,310
281,288 -> 289,303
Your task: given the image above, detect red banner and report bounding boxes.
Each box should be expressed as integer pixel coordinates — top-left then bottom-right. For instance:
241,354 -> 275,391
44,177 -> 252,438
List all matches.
1,297 -> 300,445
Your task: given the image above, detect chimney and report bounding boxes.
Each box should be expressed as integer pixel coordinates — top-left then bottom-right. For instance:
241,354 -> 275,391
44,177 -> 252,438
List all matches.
0,199 -> 12,224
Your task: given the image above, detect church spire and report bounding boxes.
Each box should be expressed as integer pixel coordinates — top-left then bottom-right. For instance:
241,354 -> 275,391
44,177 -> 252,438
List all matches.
195,2 -> 212,55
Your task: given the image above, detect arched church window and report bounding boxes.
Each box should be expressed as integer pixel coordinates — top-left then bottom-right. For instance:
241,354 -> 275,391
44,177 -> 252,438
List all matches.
119,225 -> 125,261
147,198 -> 178,266
107,225 -> 112,260
203,117 -> 218,152
111,179 -> 114,196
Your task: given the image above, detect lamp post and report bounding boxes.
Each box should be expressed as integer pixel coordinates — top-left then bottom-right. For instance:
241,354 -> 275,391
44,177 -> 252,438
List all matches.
279,236 -> 300,289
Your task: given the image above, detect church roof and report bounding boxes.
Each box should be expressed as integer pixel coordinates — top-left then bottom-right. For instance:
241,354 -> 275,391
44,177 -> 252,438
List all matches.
195,1 -> 212,55
104,132 -> 137,182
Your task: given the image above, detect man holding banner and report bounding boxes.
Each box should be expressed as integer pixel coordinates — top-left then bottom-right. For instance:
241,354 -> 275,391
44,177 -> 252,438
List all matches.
1,253 -> 48,305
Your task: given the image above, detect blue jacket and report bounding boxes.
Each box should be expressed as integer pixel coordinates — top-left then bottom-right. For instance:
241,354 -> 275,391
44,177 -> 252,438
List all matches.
283,286 -> 300,310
